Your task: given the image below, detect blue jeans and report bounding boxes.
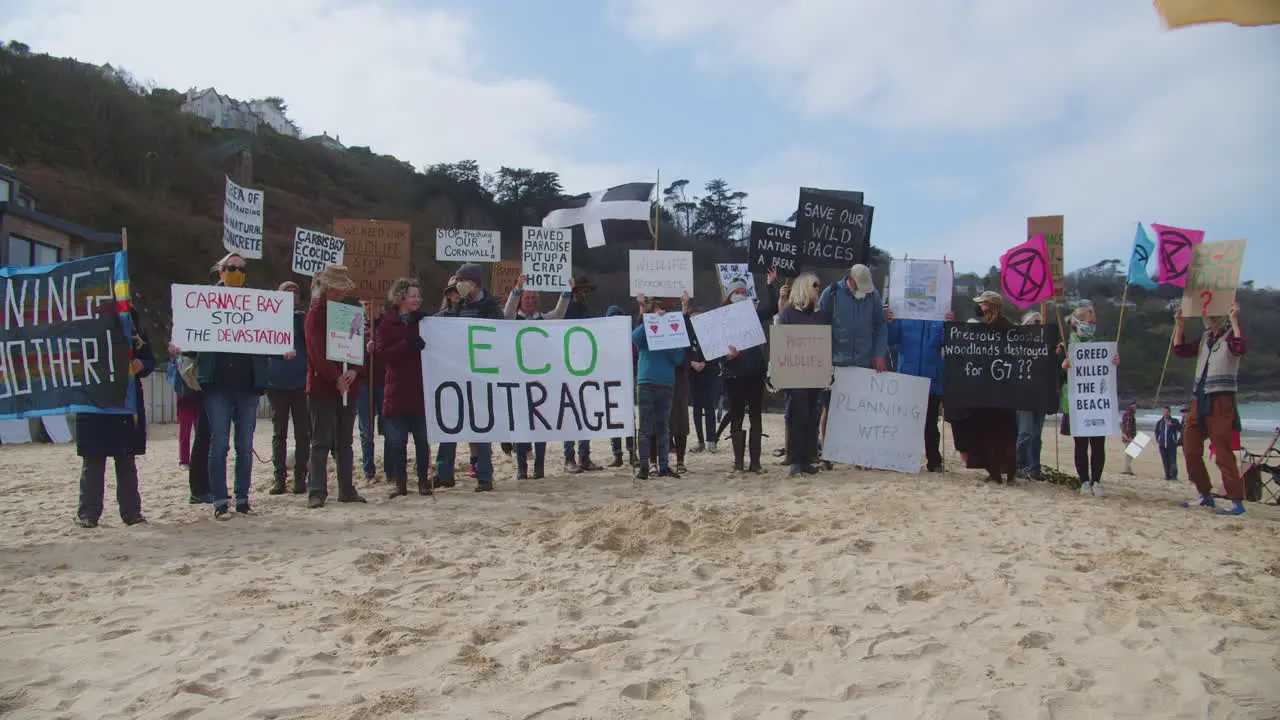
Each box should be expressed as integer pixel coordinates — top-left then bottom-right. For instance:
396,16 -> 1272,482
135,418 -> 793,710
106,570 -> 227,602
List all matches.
354,381 -> 384,478
562,439 -> 591,463
638,384 -> 674,471
436,442 -> 493,486
515,442 -> 546,476
383,413 -> 429,482
1016,410 -> 1045,474
204,389 -> 260,507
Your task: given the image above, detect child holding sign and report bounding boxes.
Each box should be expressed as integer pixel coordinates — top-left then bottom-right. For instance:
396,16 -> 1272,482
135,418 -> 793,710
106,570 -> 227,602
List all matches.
633,293 -> 687,479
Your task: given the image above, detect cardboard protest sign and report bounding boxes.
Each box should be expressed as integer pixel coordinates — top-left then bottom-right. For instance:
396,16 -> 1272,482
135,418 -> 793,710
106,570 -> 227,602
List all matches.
888,259 -> 953,321
629,250 -> 694,298
1125,432 -> 1151,459
292,227 -> 345,277
795,187 -> 872,268
491,260 -> 523,304
325,301 -> 365,366
1027,216 -> 1064,301
420,317 -> 635,442
223,176 -> 265,259
748,222 -> 799,274
1066,341 -> 1118,437
942,322 -> 1054,412
1151,223 -> 1205,288
1181,238 -> 1246,317
170,284 -> 294,355
436,229 -> 500,263
521,227 -> 572,292
768,324 -> 831,389
689,299 -> 765,361
822,367 -> 930,473
333,219 -> 412,301
0,253 -> 136,419
716,263 -> 757,300
642,311 -> 689,351
999,234 -> 1056,309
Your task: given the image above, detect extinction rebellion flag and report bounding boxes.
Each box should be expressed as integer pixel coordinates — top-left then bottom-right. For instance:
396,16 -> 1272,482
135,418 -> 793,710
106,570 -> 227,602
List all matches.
542,182 -> 654,249
0,252 -> 136,419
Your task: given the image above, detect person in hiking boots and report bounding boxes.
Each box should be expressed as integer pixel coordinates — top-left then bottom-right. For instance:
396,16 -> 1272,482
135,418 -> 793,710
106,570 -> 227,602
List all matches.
776,272 -> 827,476
267,281 -> 310,495
818,263 -> 887,468
633,293 -> 687,479
718,268 -> 779,473
304,265 -> 367,509
686,304 -> 718,455
433,263 -> 504,491
376,277 -> 431,498
885,303 -> 954,474
505,274 -> 573,478
75,309 -> 155,528
560,274 -> 604,473
604,305 -> 640,468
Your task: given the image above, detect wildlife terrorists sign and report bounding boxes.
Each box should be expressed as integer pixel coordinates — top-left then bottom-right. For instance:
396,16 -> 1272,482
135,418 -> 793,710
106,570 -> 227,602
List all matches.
748,221 -> 799,274
689,299 -> 766,361
0,252 -> 136,419
436,229 -> 500,263
170,284 -> 295,355
521,227 -> 572,292
795,187 -> 872,268
333,219 -> 412,301
223,176 -> 265,260
1066,341 -> 1118,437
629,250 -> 694,298
768,324 -> 831,389
1181,238 -> 1246,317
942,322 -> 1053,412
642,311 -> 689,351
823,367 -> 930,473
419,317 -> 636,442
292,227 -> 345,277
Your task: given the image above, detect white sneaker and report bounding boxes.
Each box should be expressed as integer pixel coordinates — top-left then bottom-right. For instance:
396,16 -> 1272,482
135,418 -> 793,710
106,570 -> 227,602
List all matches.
1079,482 -> 1095,497
707,441 -> 718,453
1091,483 -> 1104,498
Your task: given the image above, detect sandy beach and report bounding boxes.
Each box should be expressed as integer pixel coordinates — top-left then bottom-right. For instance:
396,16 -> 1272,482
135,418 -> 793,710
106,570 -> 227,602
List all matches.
1,415 -> 1278,719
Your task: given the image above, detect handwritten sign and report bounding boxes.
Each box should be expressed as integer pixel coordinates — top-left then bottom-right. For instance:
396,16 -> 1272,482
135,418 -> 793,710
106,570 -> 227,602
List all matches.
436,229 -> 500,263
629,250 -> 694,298
325,301 -> 365,366
823,368 -> 930,473
643,311 -> 690,351
521,227 -> 572,292
223,176 -> 265,259
748,222 -> 799,274
1027,216 -> 1063,301
689,299 -> 765,361
716,263 -> 757,300
768,324 -> 831,389
942,322 -> 1053,412
1125,432 -> 1151,459
999,234 -> 1056,309
1152,223 -> 1205,289
1066,341 -> 1118,437
888,259 -> 953,321
795,188 -> 871,268
1181,238 -> 1246,317
292,227 -> 345,277
333,219 -> 412,301
491,260 -> 523,304
170,284 -> 294,355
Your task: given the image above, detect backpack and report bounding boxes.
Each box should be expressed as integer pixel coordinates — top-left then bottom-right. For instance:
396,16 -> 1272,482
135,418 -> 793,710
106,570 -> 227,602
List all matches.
168,357 -> 200,395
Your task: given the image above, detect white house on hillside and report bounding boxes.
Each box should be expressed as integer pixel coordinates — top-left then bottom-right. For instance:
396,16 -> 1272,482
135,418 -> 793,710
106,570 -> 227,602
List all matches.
246,98 -> 301,138
181,88 -> 301,138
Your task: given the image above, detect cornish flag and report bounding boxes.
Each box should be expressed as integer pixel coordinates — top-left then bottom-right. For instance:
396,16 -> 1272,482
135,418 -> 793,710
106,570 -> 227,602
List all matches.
542,182 -> 654,248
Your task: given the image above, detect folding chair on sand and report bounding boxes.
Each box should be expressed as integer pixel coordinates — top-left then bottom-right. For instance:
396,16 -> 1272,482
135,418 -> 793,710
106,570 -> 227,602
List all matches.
1226,427 -> 1280,505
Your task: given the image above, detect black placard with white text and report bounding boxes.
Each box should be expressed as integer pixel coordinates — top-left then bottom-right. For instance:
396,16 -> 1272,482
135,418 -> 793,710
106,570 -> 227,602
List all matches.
748,222 -> 799,274
942,322 -> 1053,412
795,187 -> 872,268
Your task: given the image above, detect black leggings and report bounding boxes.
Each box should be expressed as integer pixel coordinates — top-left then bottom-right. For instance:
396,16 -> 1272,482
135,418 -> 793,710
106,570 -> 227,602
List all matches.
1074,436 -> 1106,483
725,375 -> 765,434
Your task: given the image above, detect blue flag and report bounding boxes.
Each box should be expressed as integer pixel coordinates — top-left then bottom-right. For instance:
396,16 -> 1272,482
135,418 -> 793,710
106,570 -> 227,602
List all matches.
1127,223 -> 1158,289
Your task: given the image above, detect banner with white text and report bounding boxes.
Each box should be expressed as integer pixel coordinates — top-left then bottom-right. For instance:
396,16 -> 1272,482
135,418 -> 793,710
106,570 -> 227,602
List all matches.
223,176 -> 265,259
170,284 -> 295,355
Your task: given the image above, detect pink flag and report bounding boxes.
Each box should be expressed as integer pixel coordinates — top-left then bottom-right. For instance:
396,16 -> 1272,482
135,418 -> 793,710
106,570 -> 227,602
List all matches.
1152,223 -> 1205,288
999,233 -> 1056,309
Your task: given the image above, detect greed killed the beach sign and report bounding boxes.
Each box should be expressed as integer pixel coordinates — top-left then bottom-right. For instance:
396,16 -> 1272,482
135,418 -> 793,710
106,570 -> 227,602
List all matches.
420,316 -> 635,442
170,284 -> 295,355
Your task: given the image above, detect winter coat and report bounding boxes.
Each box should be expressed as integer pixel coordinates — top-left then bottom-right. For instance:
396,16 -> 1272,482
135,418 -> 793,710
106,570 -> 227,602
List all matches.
305,301 -> 367,400
818,280 -> 887,368
76,312 -> 155,457
375,311 -> 425,417
436,289 -> 503,320
887,318 -> 944,395
267,311 -> 308,390
632,324 -> 686,386
718,285 -> 777,379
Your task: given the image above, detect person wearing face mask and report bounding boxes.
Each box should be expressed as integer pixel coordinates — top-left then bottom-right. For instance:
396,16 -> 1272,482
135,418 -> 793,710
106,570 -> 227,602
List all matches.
559,274 -> 605,473
266,281 -> 310,496
1172,303 -> 1248,516
503,274 -> 573,479
945,291 -> 1020,484
817,264 -> 888,466
376,277 -> 431,498
718,268 -> 779,473
1060,304 -> 1121,497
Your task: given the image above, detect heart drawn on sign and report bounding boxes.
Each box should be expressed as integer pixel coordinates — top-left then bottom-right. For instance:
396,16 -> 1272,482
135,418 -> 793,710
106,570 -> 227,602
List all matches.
649,324 -> 658,334
670,322 -> 680,332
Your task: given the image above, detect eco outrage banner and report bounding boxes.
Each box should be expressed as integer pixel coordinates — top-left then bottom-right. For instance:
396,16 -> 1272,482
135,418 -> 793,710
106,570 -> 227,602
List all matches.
420,317 -> 635,442
0,252 -> 136,419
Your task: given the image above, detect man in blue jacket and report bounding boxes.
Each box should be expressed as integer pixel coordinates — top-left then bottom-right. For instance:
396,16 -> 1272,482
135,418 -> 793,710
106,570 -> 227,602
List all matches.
267,280 -> 310,495
818,264 -> 888,462
886,308 -> 953,472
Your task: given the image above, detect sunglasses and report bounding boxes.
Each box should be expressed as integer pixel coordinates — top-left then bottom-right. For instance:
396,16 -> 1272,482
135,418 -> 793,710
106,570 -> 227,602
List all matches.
223,266 -> 246,273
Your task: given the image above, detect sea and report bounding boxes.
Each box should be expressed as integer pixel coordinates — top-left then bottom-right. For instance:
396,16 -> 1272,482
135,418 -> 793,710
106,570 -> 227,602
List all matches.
1136,401 -> 1280,436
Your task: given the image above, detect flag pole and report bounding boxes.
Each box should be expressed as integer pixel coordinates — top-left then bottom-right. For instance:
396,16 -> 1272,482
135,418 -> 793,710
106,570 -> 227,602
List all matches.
1154,325 -> 1176,403
1115,281 -> 1131,343
652,169 -> 660,250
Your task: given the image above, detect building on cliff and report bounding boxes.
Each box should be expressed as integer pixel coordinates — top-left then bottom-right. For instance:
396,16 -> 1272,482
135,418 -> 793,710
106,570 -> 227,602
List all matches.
180,88 -> 302,138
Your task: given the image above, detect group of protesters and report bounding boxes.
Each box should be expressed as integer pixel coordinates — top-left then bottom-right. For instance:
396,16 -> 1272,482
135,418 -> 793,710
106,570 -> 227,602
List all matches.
73,252 -> 1253,527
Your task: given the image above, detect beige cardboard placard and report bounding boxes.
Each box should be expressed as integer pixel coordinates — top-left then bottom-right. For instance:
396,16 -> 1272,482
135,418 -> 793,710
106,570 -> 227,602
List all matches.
768,324 -> 832,389
1027,215 -> 1064,301
490,260 -> 523,304
1181,238 -> 1246,317
333,219 -> 412,301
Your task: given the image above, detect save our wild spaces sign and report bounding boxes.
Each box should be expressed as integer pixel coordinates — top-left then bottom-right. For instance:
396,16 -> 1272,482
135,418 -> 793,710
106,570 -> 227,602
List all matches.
522,227 -> 572,292
795,187 -> 872,268
223,176 -> 265,260
170,285 -> 295,355
0,253 -> 136,419
292,227 -> 345,277
333,219 -> 412,301
943,322 -> 1053,412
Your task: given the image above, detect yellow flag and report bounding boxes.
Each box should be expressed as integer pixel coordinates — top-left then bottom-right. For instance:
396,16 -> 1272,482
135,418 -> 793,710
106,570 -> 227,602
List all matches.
1154,0 -> 1280,29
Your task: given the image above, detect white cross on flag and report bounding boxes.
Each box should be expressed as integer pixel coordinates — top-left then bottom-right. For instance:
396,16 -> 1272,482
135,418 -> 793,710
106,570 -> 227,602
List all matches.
542,182 -> 654,248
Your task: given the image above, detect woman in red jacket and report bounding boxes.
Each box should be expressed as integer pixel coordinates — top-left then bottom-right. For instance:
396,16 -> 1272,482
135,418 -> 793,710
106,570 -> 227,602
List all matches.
376,277 -> 430,498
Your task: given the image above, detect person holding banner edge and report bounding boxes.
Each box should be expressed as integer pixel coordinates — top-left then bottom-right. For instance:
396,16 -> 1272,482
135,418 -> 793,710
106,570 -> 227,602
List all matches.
1060,305 -> 1121,498
605,304 -> 640,468
720,267 -> 779,473
376,277 -> 431,498
560,274 -> 604,474
503,273 -> 575,478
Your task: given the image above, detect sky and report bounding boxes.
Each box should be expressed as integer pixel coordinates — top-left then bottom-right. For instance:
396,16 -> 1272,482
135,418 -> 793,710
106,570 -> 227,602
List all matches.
2,0 -> 1277,284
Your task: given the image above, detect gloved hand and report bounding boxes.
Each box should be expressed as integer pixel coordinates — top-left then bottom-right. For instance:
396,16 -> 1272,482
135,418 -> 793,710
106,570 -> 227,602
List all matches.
409,335 -> 426,351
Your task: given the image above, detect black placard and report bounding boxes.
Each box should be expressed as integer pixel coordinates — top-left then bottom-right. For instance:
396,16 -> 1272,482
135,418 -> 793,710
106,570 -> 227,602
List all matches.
795,187 -> 871,268
943,322 -> 1053,412
748,222 -> 799,274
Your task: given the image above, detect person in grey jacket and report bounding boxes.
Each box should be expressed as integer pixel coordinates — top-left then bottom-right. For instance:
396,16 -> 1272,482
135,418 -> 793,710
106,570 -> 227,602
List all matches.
817,263 -> 888,463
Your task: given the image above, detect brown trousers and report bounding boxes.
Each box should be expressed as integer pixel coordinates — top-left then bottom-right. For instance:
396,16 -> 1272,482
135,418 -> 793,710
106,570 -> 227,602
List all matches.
1183,393 -> 1243,501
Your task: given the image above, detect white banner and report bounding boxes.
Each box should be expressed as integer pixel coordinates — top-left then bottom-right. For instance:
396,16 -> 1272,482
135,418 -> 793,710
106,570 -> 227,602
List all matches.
421,317 -> 635,442
642,311 -> 689,351
292,227 -> 345,277
716,263 -> 757,300
630,250 -> 694,297
888,258 -> 952,321
689,299 -> 765,361
170,284 -> 295,355
522,227 -> 572,292
437,229 -> 500,263
222,176 -> 265,259
823,367 -> 930,473
1067,341 -> 1118,437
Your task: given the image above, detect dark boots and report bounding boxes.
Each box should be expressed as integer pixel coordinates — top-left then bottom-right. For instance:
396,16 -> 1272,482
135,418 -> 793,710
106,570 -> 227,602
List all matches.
747,425 -> 764,474
731,431 -> 746,471
269,477 -> 287,495
418,478 -> 434,496
389,477 -> 408,499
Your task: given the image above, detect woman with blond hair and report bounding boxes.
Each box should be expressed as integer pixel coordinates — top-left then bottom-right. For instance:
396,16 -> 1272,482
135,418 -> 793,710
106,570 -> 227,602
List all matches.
776,272 -> 827,475
376,277 -> 431,498
1061,304 -> 1121,497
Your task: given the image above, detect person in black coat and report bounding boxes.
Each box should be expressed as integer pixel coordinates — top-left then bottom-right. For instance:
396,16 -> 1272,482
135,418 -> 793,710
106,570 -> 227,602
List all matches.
75,309 -> 155,527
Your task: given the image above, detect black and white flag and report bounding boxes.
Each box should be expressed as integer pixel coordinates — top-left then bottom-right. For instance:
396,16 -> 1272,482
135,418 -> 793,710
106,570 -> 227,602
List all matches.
542,182 -> 654,248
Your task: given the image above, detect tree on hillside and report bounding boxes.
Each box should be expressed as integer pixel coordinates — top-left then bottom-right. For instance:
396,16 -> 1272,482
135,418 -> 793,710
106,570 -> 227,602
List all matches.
487,166 -> 562,211
692,178 -> 746,246
662,179 -> 696,235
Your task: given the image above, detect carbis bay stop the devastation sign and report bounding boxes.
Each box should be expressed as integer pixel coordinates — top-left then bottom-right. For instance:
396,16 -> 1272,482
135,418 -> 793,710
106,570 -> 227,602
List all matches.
420,317 -> 635,442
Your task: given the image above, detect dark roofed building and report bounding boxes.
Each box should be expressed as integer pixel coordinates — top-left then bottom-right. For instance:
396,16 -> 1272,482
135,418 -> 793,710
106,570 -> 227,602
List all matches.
0,163 -> 121,268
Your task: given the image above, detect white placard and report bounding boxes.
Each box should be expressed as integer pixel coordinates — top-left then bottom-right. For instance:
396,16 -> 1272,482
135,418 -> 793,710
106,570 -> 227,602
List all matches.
888,258 -> 953,321
716,263 -> 757,300
41,415 -> 72,444
1067,341 -> 1118,437
0,419 -> 31,444
642,312 -> 690,351
630,250 -> 694,298
222,176 -> 265,260
1125,431 -> 1151,459
325,301 -> 365,366
689,299 -> 766,361
522,227 -> 572,292
170,284 -> 295,355
823,367 -> 930,473
421,317 -> 635,442
437,229 -> 500,263
292,227 -> 345,277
